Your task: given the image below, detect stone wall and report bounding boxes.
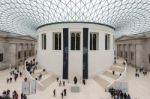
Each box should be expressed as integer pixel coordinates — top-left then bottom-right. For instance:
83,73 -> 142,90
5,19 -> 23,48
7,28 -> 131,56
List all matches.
115,35 -> 150,70
143,38 -> 150,70
0,32 -> 37,69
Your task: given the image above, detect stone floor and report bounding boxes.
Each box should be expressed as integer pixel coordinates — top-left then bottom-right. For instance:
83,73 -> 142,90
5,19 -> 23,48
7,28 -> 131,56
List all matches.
126,66 -> 150,99
0,66 -> 150,99
0,67 -> 25,98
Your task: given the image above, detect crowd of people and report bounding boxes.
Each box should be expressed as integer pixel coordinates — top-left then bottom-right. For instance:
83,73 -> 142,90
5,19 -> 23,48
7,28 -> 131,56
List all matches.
2,64 -> 29,99
26,59 -> 46,81
26,59 -> 37,75
6,67 -> 22,83
0,89 -> 27,99
108,88 -> 131,99
135,66 -> 148,77
0,89 -> 18,99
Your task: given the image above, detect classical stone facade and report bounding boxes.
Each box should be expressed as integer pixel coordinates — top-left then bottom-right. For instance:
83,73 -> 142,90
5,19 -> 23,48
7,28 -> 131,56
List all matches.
0,31 -> 37,69
115,32 -> 150,70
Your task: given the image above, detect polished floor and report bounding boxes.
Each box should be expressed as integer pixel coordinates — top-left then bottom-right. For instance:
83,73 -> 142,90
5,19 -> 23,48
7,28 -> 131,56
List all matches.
0,66 -> 150,99
126,66 -> 150,99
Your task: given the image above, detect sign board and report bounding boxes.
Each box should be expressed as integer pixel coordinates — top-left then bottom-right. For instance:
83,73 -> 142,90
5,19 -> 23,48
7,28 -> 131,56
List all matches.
71,85 -> 80,93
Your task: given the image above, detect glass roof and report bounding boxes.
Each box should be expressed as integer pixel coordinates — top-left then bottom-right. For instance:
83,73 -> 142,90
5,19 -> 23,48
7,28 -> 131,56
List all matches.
0,0 -> 150,36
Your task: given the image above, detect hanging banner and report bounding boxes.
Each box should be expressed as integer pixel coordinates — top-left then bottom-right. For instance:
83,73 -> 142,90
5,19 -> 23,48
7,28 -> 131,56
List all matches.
22,81 -> 30,95
30,80 -> 37,94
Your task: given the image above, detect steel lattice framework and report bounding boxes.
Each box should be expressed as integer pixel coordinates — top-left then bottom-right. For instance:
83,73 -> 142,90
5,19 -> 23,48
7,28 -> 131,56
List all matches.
0,0 -> 150,36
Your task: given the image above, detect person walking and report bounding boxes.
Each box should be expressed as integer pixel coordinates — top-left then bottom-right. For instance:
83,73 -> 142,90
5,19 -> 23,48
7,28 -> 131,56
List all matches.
53,89 -> 56,97
10,77 -> 12,83
56,77 -> 59,82
59,81 -> 62,86
61,92 -> 63,99
74,76 -> 77,84
64,89 -> 66,96
6,78 -> 9,83
12,90 -> 18,99
63,81 -> 65,86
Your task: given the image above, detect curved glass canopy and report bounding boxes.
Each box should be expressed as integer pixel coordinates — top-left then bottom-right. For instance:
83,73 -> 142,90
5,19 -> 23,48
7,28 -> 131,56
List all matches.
0,0 -> 150,36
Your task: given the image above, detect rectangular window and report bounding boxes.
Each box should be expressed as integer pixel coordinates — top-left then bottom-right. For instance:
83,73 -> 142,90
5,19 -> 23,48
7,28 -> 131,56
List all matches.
105,34 -> 110,50
125,51 -> 127,58
0,53 -> 3,62
53,32 -> 61,50
120,51 -> 122,57
71,33 -> 75,50
42,34 -> 46,50
18,51 -> 21,59
71,32 -> 80,50
90,32 -> 99,50
131,52 -> 134,60
76,33 -> 80,50
24,51 -> 26,57
29,50 -> 32,56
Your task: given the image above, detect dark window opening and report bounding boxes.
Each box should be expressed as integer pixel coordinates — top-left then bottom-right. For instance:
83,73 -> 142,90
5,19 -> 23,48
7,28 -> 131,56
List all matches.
0,53 -> 3,62
105,34 -> 110,50
120,51 -> 122,57
125,52 -> 127,58
90,34 -> 92,50
76,33 -> 80,50
53,32 -> 61,50
93,34 -> 96,50
55,34 -> 58,50
90,33 -> 99,50
71,33 -> 75,50
59,33 -> 61,50
131,52 -> 134,60
24,51 -> 26,57
18,51 -> 21,59
29,50 -> 32,57
42,34 -> 46,50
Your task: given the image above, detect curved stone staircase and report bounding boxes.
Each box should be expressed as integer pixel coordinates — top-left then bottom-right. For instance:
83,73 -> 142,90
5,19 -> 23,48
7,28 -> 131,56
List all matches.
24,57 -> 57,91
93,58 -> 127,90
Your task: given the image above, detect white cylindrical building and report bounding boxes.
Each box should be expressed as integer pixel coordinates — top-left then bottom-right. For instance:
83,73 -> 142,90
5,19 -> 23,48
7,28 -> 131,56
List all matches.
37,22 -> 114,80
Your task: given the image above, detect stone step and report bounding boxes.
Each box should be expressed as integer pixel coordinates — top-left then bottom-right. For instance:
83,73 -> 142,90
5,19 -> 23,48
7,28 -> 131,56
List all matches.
110,66 -> 124,72
99,74 -> 115,83
116,58 -> 126,65
103,71 -> 120,80
41,74 -> 49,80
36,65 -> 42,69
40,75 -> 56,89
32,72 -> 48,78
31,68 -> 48,78
107,69 -> 121,75
40,73 -> 50,80
113,63 -> 125,68
93,75 -> 110,89
34,68 -> 45,74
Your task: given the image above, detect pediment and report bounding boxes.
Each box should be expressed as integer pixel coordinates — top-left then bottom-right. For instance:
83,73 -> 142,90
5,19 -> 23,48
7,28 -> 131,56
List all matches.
16,35 -> 36,40
116,35 -> 135,41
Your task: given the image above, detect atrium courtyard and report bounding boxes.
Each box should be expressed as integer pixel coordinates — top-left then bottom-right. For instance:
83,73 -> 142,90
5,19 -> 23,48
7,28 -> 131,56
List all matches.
0,0 -> 150,99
